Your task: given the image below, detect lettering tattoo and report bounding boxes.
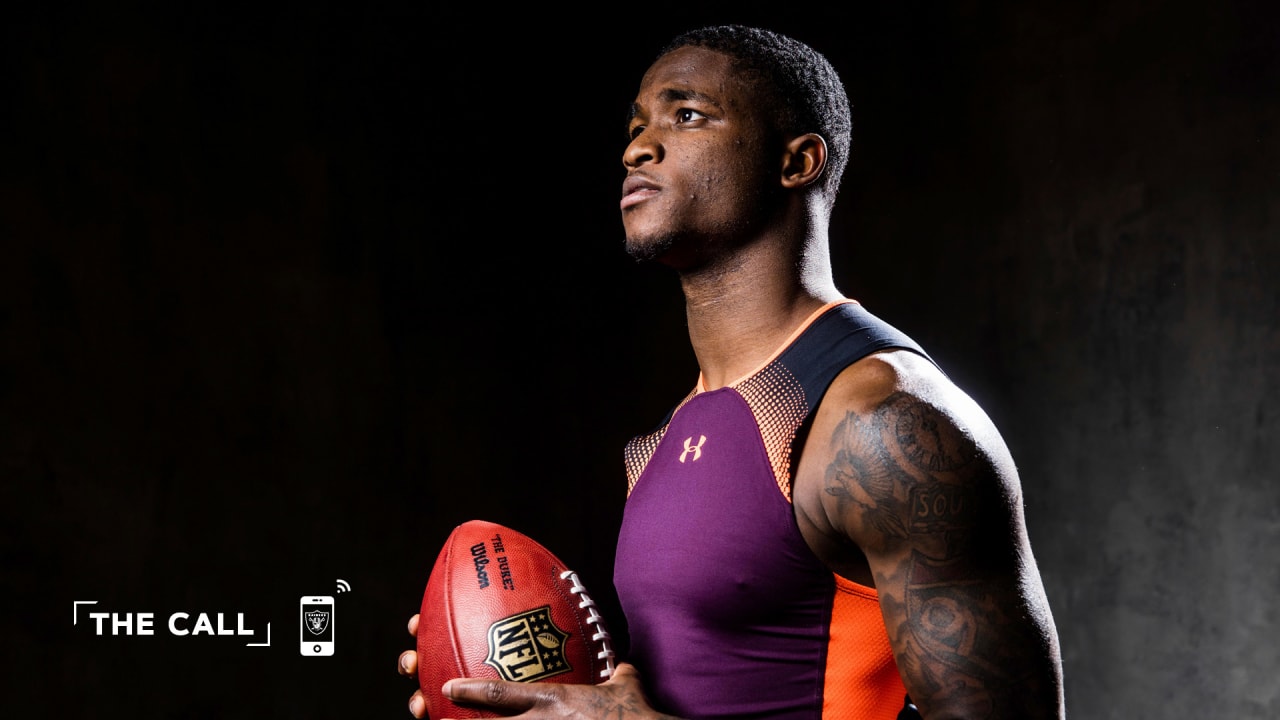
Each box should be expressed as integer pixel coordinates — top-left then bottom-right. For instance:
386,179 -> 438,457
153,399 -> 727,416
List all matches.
823,392 -> 1053,718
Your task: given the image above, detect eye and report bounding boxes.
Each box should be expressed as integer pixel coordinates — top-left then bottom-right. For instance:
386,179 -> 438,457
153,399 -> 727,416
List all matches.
628,124 -> 646,140
675,108 -> 706,124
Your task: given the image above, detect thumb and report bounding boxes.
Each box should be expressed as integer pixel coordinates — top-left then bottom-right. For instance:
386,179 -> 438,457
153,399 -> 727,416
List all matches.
603,662 -> 644,687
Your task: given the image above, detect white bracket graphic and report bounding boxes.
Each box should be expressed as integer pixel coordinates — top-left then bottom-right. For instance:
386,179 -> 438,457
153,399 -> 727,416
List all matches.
246,622 -> 272,647
73,600 -> 97,625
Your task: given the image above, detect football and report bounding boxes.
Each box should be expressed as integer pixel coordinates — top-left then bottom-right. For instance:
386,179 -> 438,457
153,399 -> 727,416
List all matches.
416,519 -> 616,719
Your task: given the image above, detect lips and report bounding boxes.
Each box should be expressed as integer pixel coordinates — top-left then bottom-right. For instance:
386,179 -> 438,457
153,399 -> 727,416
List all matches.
621,175 -> 661,210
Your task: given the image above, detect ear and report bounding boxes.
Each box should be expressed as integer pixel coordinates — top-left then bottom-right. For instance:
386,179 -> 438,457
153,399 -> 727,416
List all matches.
780,133 -> 827,189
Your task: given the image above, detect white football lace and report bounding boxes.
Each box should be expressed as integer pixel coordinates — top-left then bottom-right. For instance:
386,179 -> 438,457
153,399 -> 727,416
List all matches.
559,569 -> 616,679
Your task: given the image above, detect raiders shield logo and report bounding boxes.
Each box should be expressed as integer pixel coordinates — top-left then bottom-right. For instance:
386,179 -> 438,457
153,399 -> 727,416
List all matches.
305,610 -> 330,636
484,605 -> 571,682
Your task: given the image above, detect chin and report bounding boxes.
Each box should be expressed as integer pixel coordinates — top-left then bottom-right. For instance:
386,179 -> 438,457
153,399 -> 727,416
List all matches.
623,231 -> 677,264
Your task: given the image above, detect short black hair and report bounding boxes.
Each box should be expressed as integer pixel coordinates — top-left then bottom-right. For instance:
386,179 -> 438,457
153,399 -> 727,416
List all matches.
659,25 -> 853,205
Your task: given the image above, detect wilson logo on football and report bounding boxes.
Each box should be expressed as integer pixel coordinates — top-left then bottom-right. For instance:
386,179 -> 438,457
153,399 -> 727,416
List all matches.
484,606 -> 571,682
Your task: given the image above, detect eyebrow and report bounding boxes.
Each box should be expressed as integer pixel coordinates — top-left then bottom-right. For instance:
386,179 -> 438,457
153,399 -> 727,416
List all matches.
627,87 -> 723,123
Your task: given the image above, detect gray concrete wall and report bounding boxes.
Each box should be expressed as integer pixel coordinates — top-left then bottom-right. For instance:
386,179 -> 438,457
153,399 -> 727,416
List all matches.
828,5 -> 1280,716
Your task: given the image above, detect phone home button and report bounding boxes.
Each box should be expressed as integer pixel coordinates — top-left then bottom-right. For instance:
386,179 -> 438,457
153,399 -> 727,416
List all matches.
313,645 -> 321,653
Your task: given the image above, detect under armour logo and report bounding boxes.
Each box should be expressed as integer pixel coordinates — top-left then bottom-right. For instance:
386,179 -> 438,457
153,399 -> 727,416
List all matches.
679,435 -> 707,463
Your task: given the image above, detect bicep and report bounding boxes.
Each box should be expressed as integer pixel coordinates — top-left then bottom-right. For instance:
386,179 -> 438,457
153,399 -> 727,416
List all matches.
818,388 -> 1063,719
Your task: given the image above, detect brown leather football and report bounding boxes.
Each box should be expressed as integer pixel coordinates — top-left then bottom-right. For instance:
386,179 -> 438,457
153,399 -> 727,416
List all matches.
416,519 -> 615,718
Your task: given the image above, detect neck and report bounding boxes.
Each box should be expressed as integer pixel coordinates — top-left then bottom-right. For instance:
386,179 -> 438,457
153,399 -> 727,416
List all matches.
679,228 -> 843,391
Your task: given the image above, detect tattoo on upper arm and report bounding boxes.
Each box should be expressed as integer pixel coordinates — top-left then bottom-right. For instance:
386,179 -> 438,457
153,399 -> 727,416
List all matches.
823,392 -> 1054,718
893,397 -> 973,473
823,392 -> 979,556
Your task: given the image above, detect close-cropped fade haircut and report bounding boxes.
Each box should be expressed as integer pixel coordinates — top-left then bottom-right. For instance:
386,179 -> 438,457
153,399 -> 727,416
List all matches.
659,25 -> 853,206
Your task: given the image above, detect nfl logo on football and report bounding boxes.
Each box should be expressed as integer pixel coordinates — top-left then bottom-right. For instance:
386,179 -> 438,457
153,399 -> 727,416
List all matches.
484,606 -> 571,682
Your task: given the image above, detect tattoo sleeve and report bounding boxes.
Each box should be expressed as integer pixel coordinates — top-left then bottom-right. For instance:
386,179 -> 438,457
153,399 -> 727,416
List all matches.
824,392 -> 1061,719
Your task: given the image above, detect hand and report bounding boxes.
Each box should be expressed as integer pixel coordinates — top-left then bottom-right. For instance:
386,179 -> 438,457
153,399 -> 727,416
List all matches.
397,614 -> 427,718
398,612 -> 675,719
440,662 -> 675,720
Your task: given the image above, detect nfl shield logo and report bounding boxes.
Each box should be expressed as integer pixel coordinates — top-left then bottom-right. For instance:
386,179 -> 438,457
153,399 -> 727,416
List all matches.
484,606 -> 571,682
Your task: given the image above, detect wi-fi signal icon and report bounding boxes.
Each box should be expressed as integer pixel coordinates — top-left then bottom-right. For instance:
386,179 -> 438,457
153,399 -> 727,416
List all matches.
336,579 -> 352,594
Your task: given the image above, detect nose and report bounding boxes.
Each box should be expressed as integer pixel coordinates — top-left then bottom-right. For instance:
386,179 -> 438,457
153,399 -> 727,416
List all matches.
623,128 -> 662,169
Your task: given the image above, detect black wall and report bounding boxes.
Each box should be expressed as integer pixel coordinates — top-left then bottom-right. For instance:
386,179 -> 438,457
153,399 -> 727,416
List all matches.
4,3 -> 1277,718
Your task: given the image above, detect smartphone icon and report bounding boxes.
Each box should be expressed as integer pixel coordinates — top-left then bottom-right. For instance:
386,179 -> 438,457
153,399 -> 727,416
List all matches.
300,596 -> 335,656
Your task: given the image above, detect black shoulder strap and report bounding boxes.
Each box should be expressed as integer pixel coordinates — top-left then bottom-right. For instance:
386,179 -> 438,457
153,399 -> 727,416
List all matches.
777,301 -> 935,406
649,302 -> 932,433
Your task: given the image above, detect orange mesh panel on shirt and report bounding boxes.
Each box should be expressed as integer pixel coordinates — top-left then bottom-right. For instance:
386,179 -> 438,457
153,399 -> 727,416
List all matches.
624,389 -> 697,495
823,575 -> 908,720
623,428 -> 664,495
734,361 -> 808,501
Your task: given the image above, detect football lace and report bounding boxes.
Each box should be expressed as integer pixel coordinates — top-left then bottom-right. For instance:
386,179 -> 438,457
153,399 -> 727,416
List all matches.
559,570 -> 616,679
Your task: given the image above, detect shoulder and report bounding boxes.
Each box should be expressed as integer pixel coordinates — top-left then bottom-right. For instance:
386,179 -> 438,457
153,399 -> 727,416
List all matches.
793,348 -> 1021,557
823,349 -> 1013,467
813,347 -> 1014,470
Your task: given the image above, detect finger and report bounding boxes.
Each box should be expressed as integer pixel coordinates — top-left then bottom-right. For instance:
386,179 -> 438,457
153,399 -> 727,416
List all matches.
442,677 -> 556,711
398,649 -> 418,676
599,661 -> 644,691
604,661 -> 639,684
408,689 -> 426,718
407,613 -> 419,636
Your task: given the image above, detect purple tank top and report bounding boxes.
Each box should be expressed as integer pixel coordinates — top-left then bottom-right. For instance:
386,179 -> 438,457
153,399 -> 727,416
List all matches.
613,301 -> 927,719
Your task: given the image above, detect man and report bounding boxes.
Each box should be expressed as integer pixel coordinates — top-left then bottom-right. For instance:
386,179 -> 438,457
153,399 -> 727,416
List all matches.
399,25 -> 1065,719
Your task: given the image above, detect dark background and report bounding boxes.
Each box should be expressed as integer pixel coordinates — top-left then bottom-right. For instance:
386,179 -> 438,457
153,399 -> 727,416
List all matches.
4,2 -> 1277,718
